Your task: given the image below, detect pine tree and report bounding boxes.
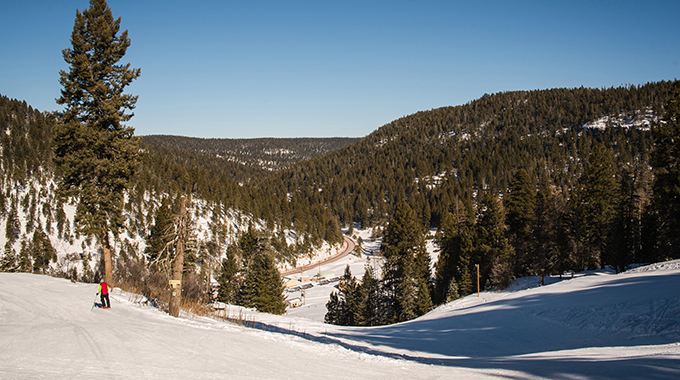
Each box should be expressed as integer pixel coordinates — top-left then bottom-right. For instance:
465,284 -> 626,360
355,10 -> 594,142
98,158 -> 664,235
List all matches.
240,250 -> 286,315
648,80 -> 680,260
18,238 -> 32,273
357,262 -> 381,326
433,211 -> 457,304
31,229 -> 57,274
504,169 -> 536,278
1,242 -> 18,272
415,276 -> 433,316
476,193 -> 513,289
238,224 -> 260,269
445,277 -> 460,303
380,200 -> 430,323
54,0 -> 141,285
574,144 -> 619,269
325,265 -> 361,326
433,198 -> 474,304
604,169 -> 640,273
324,291 -> 343,325
458,251 -> 474,296
145,197 -> 175,263
533,176 -> 560,284
5,198 -> 21,246
414,246 -> 433,315
216,254 -> 239,304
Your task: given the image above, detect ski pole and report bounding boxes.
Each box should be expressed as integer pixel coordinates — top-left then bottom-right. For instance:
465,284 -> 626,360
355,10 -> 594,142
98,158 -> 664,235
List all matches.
91,292 -> 99,310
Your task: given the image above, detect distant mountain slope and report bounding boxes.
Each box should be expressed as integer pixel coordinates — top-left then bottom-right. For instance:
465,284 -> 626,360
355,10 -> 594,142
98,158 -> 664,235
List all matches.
141,135 -> 360,171
2,82 -> 679,300
259,81 -> 676,228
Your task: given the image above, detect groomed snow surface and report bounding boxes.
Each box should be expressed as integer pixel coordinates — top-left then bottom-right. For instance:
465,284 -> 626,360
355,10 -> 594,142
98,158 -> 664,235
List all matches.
2,261 -> 680,379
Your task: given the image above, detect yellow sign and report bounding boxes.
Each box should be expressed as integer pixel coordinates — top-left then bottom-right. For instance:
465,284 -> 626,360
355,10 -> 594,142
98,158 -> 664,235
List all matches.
169,280 -> 181,286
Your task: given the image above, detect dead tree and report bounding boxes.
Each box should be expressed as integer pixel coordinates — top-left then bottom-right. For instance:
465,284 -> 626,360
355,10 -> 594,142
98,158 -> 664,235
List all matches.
169,196 -> 187,317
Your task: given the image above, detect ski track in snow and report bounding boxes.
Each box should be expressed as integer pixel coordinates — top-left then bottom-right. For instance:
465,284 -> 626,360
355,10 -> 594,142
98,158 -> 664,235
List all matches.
1,260 -> 680,379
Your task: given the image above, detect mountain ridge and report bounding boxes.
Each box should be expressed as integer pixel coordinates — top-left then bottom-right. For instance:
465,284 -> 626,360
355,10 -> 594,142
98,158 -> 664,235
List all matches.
141,134 -> 360,171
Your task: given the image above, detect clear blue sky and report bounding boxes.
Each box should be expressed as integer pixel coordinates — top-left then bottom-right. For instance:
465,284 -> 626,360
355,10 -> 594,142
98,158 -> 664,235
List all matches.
1,1 -> 679,138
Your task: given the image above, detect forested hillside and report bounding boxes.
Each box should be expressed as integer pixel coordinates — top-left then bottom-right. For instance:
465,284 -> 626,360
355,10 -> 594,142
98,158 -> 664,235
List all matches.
141,135 -> 359,171
2,80 -> 679,323
268,83 -> 672,229
253,81 -> 680,323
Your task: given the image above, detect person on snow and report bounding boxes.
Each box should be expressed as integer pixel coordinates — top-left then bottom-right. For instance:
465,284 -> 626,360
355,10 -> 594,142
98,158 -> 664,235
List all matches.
97,282 -> 110,309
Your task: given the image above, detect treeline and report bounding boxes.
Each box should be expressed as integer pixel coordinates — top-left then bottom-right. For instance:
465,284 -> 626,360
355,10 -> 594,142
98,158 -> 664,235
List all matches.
260,82 -> 674,231
0,96 -> 60,274
141,135 -> 359,171
0,93 -> 343,286
214,225 -> 287,314
324,81 -> 680,326
326,201 -> 432,325
0,95 -> 54,186
133,143 -> 344,247
3,79 -> 680,323
6,83 -> 675,267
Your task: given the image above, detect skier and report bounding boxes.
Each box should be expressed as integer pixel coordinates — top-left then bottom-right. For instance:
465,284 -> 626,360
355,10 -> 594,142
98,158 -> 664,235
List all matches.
97,282 -> 110,309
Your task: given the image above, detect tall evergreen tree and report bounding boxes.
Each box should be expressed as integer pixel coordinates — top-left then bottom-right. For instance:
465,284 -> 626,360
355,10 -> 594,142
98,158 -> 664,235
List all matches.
357,263 -> 382,326
574,144 -> 619,269
216,249 -> 239,304
53,0 -> 141,284
238,224 -> 260,269
380,200 -> 431,323
17,238 -> 33,273
533,176 -> 560,284
145,197 -> 175,263
433,211 -> 458,304
325,265 -> 360,325
647,81 -> 680,260
30,229 -> 57,274
1,242 -> 18,272
476,193 -> 513,289
604,168 -> 643,272
504,169 -> 536,278
240,248 -> 286,315
5,198 -> 21,246
445,277 -> 460,302
324,292 -> 343,325
458,251 -> 474,296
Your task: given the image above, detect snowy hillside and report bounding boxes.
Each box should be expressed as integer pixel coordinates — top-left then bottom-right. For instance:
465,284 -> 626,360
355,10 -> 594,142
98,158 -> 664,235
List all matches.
2,260 -> 679,379
0,176 -> 345,280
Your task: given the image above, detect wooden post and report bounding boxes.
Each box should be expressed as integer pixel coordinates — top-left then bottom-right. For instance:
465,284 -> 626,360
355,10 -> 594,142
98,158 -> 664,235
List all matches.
169,196 -> 187,318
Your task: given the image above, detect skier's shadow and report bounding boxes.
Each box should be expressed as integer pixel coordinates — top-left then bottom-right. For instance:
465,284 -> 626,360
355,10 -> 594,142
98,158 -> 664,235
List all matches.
93,302 -> 104,308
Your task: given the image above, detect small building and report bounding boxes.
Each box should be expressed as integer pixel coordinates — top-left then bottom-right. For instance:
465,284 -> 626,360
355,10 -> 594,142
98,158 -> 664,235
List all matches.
283,277 -> 298,289
312,271 -> 336,282
287,297 -> 302,308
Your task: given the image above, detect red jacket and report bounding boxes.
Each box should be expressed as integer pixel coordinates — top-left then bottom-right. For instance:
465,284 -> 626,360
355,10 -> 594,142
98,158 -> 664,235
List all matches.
99,282 -> 109,295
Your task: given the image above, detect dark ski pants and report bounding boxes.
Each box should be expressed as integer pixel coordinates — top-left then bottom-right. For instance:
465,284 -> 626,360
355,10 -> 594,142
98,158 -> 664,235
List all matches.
101,293 -> 110,308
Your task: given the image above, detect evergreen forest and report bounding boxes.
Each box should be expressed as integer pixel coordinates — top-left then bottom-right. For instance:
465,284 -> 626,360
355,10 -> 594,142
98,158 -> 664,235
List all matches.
2,79 -> 680,321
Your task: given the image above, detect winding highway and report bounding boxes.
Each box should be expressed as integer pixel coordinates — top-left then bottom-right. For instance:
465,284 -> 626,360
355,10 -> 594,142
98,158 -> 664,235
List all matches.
280,235 -> 355,277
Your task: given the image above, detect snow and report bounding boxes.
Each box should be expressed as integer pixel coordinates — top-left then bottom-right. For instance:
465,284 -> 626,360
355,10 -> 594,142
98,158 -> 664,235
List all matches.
581,109 -> 657,132
283,228 -> 383,321
2,260 -> 679,379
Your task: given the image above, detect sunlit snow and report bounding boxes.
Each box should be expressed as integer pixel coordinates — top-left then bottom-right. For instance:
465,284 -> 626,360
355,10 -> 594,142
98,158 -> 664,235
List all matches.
2,259 -> 679,379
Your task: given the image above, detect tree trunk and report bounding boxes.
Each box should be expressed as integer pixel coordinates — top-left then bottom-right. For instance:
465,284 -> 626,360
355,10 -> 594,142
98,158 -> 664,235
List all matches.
169,196 -> 187,318
102,229 -> 113,285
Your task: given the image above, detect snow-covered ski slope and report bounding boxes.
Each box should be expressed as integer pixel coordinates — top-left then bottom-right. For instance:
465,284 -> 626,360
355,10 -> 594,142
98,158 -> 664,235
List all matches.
1,261 -> 679,379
